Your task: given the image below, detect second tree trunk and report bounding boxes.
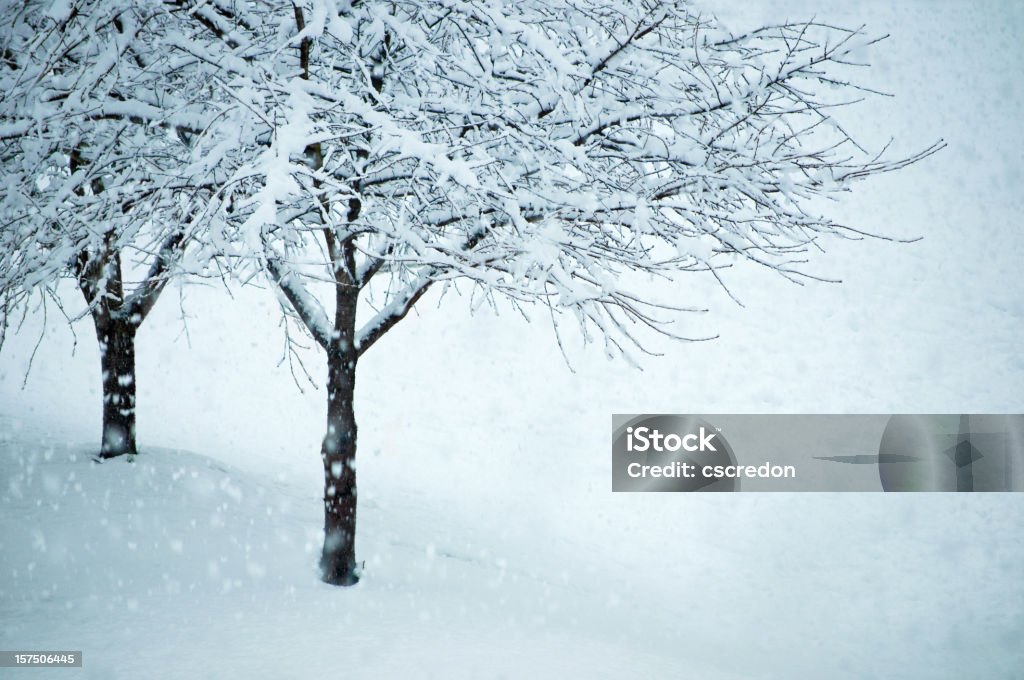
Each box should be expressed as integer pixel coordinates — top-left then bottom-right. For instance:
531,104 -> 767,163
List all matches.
95,317 -> 138,458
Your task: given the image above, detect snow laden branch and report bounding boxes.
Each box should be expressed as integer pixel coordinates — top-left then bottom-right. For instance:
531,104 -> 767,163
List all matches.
264,252 -> 334,350
195,0 -> 941,364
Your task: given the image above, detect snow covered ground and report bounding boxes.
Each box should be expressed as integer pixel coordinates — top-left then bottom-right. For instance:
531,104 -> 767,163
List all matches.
0,411 -> 1019,675
2,1 -> 1024,678
2,409 -> 1024,680
3,416 -> 1023,679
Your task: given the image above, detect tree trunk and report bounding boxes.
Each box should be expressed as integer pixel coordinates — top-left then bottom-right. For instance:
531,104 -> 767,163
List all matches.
320,345 -> 359,585
94,317 -> 138,458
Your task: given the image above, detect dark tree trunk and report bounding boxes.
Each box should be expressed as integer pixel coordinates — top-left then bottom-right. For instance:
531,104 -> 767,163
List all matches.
93,316 -> 138,458
320,290 -> 360,586
76,240 -> 141,460
70,144 -> 183,461
284,4 -> 371,585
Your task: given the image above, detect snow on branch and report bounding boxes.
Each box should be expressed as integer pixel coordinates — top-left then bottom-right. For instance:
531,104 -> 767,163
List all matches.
198,0 -> 942,360
355,271 -> 433,356
1,0 -> 944,364
264,254 -> 334,349
0,0 -> 253,327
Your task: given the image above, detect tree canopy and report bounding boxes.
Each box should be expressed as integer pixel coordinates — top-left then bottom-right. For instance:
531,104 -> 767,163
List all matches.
0,0 -> 942,583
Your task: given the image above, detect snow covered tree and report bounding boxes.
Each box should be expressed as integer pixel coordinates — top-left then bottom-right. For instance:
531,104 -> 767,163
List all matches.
0,1 -> 221,457
3,0 -> 943,586
183,0 -> 942,586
